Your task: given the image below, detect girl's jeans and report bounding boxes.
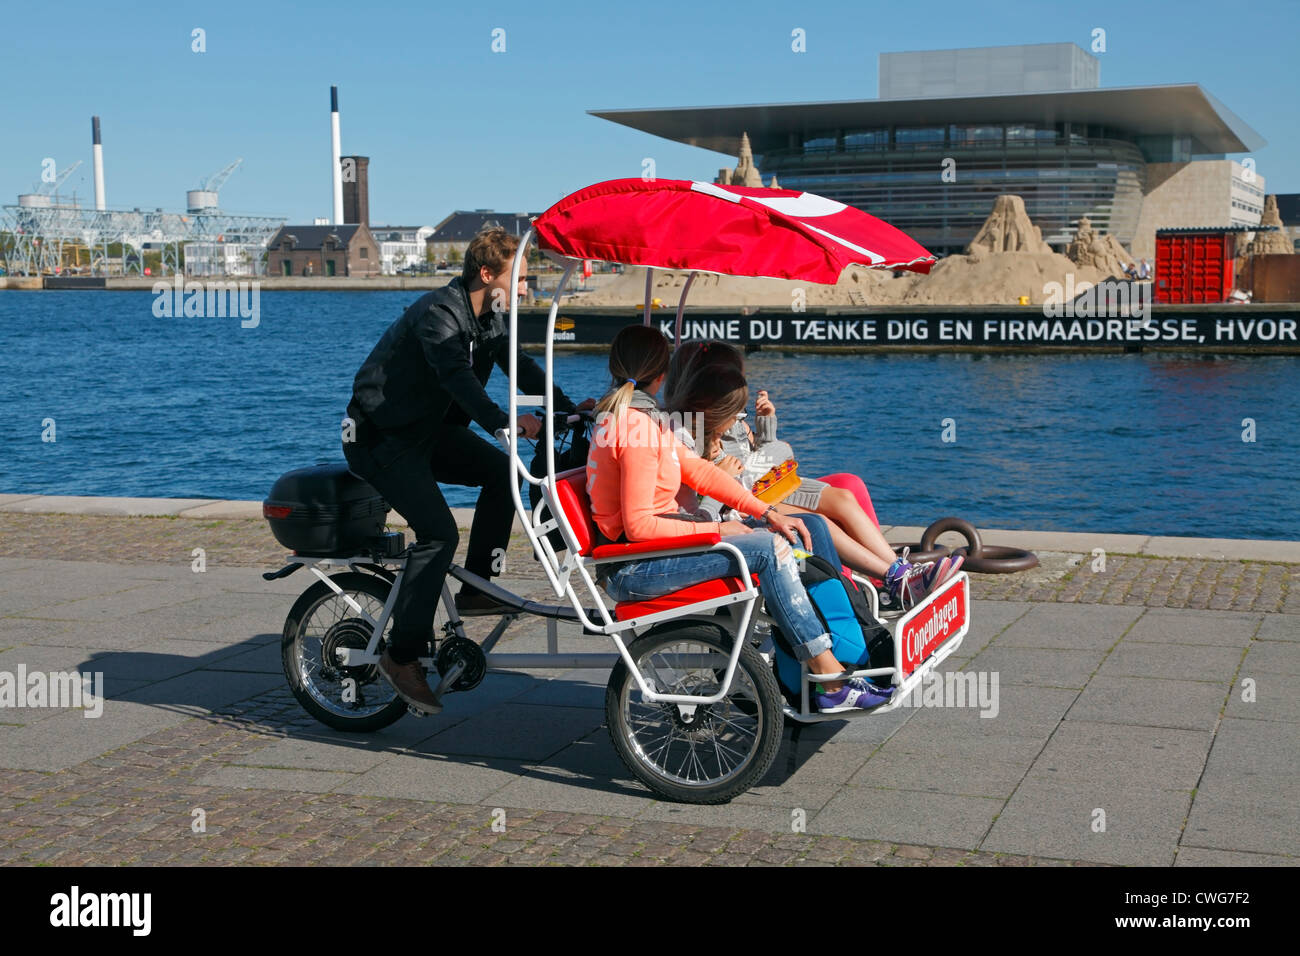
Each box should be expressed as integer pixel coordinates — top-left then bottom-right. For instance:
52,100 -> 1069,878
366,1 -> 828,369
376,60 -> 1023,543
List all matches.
603,513 -> 839,661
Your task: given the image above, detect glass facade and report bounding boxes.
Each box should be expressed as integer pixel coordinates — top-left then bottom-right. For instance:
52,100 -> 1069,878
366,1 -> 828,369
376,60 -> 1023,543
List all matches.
760,122 -> 1147,255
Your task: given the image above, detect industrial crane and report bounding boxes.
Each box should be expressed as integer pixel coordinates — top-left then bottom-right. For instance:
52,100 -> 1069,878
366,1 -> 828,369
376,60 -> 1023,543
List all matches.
199,158 -> 243,193
34,159 -> 83,198
187,159 -> 244,214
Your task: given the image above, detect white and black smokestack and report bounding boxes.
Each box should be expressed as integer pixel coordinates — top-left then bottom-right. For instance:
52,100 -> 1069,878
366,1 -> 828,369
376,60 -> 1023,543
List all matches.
330,86 -> 344,225
92,116 -> 106,211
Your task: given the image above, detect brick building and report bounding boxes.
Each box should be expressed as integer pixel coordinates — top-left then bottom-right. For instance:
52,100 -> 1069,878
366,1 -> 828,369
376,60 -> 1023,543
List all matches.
265,224 -> 380,277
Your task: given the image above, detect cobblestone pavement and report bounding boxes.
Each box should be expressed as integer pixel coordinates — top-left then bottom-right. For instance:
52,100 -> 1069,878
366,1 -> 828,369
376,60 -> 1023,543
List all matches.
1,514 -> 1296,866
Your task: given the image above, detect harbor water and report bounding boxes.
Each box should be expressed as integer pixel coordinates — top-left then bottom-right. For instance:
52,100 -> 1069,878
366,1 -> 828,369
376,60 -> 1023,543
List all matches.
1,291 -> 1297,540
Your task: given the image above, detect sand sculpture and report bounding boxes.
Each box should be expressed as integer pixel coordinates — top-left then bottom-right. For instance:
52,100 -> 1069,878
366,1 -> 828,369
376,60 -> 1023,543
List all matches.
715,132 -> 765,187
1246,195 -> 1293,256
966,195 -> 1053,255
1065,216 -> 1134,277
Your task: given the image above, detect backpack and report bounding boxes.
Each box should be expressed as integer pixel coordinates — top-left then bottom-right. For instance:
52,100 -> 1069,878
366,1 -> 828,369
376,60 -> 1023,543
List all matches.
770,553 -> 894,701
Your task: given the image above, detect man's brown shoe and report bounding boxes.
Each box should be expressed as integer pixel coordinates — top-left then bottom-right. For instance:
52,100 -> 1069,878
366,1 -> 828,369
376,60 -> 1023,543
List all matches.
454,588 -> 515,617
377,650 -> 442,715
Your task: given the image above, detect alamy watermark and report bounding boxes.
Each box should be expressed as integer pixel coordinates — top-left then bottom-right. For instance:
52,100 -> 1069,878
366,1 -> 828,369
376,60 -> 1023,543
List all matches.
592,408 -> 711,452
50,886 -> 150,935
1042,275 -> 1153,321
0,667 -> 104,718
902,669 -> 999,718
152,276 -> 260,328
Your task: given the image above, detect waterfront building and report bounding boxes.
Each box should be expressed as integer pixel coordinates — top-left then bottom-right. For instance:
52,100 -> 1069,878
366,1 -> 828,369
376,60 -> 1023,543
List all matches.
592,42 -> 1268,259
371,225 -> 434,274
265,224 -> 380,277
426,210 -> 537,265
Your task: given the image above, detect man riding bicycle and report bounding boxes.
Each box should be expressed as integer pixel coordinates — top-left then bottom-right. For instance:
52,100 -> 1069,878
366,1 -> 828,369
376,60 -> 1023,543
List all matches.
343,227 -> 593,714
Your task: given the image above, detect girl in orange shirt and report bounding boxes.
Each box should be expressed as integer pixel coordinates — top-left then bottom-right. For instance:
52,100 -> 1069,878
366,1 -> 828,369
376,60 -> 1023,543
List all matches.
586,325 -> 892,712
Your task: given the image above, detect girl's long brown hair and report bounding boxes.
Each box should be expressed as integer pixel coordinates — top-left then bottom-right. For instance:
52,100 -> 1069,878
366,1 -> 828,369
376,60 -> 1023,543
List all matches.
663,340 -> 745,411
594,325 -> 672,421
664,363 -> 749,449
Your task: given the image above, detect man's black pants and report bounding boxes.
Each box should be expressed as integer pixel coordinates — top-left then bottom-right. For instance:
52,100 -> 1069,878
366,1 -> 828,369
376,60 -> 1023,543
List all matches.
343,408 -> 515,664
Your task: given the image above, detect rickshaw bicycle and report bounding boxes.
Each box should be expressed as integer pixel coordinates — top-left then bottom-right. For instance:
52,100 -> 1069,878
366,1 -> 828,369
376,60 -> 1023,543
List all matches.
262,177 -> 1029,804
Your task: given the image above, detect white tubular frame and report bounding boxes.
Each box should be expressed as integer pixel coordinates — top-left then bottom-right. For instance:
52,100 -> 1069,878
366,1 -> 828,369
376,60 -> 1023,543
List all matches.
502,230 -> 762,707
784,571 -> 970,722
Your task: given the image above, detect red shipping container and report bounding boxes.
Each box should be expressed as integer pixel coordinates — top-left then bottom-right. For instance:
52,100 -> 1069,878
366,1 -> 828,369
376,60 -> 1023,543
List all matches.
1155,229 -> 1239,304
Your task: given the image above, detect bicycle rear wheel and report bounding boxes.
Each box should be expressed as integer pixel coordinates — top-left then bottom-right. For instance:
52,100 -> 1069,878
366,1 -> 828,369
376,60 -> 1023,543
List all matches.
605,624 -> 783,804
281,571 -> 408,732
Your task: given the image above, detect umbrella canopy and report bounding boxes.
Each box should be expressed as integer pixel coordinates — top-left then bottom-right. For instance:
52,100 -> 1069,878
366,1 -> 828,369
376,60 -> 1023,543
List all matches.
532,178 -> 934,284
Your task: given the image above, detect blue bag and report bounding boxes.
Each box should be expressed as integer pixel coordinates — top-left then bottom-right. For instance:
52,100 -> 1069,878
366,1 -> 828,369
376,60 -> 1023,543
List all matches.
771,554 -> 893,700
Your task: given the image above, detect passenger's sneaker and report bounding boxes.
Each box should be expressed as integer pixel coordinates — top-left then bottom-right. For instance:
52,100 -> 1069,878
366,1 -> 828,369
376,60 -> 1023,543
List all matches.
881,549 -> 914,608
377,649 -> 442,715
815,677 -> 894,713
891,554 -> 966,611
888,555 -> 943,611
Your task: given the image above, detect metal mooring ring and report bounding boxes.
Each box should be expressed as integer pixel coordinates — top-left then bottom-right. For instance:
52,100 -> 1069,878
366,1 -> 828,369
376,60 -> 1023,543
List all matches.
952,544 -> 1039,574
920,517 -> 983,558
917,517 -> 1038,573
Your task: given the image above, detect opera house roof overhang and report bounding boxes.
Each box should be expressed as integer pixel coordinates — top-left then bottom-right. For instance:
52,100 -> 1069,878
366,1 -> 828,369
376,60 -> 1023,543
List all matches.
590,84 -> 1266,156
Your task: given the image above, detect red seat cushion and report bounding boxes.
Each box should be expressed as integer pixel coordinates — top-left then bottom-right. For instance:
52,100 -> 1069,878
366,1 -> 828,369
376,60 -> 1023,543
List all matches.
613,574 -> 759,621
553,468 -> 595,555
591,532 -> 720,559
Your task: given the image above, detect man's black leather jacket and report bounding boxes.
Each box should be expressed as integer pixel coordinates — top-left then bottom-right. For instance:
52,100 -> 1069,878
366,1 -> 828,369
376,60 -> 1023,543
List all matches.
349,276 -> 575,438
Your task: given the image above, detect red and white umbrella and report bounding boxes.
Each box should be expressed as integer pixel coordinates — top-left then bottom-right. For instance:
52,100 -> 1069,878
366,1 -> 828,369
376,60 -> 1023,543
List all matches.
532,178 -> 934,284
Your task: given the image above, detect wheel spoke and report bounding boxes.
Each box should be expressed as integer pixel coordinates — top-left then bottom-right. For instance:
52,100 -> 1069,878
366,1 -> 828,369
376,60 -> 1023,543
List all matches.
618,633 -> 772,794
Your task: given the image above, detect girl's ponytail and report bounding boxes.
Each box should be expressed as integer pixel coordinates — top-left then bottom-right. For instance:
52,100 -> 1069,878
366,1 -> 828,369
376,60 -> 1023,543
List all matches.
594,326 -> 671,422
595,379 -> 638,420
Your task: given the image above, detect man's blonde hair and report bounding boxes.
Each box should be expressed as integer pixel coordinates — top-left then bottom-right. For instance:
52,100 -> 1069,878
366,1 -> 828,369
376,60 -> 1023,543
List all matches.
462,227 -> 520,285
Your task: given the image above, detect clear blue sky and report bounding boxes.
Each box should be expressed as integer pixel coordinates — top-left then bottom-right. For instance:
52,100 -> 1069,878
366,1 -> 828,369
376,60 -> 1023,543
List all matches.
3,0 -> 1296,225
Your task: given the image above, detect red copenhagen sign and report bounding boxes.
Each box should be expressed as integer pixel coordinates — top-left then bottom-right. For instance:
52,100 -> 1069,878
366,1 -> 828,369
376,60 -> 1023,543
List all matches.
899,574 -> 968,677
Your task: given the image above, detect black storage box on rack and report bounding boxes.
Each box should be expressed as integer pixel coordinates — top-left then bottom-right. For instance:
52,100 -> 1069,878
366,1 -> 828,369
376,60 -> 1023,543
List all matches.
263,463 -> 390,556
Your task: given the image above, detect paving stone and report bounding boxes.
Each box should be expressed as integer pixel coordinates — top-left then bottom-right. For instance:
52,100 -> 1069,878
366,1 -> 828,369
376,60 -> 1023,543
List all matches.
1182,791 -> 1300,857
488,737 -> 657,818
1124,609 -> 1261,647
992,603 -> 1144,650
736,739 -> 871,811
1096,642 -> 1243,683
851,735 -> 1043,798
330,754 -> 527,805
889,683 -> 1076,741
1197,718 -> 1300,799
812,785 -> 1003,849
983,778 -> 1192,866
635,801 -> 805,832
1240,640 -> 1300,676
963,645 -> 1108,690
194,765 -> 356,794
416,703 -> 605,762
1256,615 -> 1300,642
1066,675 -> 1226,731
1224,673 -> 1300,723
1173,846 -> 1297,867
1024,721 -> 1212,791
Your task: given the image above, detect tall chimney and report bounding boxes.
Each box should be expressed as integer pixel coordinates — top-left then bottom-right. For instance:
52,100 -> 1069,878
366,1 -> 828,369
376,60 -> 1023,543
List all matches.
330,86 -> 344,225
92,116 -> 106,211
342,156 -> 369,226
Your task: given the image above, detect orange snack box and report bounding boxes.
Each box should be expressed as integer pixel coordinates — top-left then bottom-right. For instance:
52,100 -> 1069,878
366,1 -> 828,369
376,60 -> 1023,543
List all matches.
751,459 -> 799,503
